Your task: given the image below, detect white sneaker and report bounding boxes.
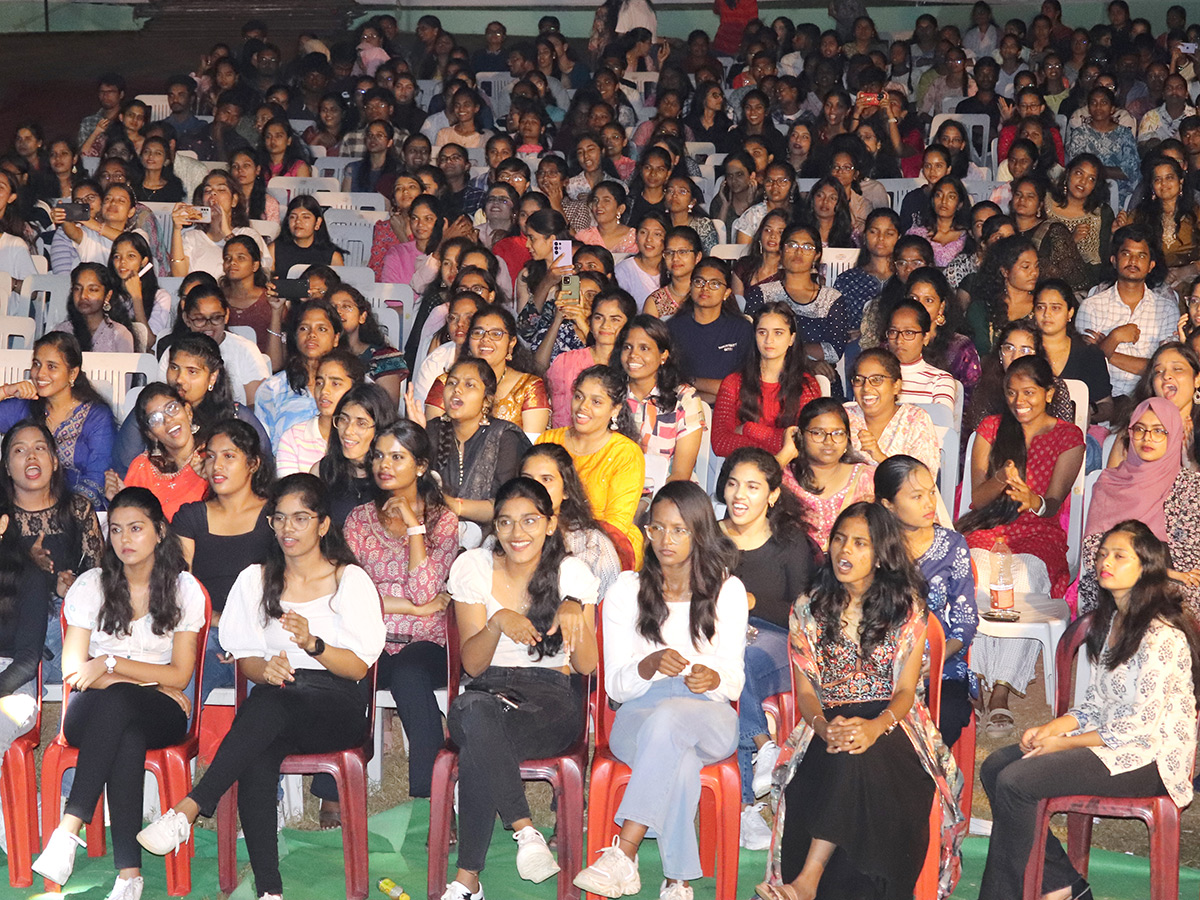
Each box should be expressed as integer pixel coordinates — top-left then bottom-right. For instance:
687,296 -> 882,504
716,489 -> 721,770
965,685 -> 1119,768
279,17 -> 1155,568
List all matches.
103,875 -> 144,900
31,826 -> 85,884
572,837 -> 641,897
740,804 -> 773,851
752,740 -> 781,798
136,808 -> 192,855
439,880 -> 484,900
659,880 -> 694,900
513,825 -> 560,883
259,895 -> 283,900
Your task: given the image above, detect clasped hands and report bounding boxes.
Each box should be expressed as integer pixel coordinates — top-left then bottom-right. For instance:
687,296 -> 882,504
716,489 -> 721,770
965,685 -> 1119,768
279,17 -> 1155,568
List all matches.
819,714 -> 884,755
641,647 -> 721,693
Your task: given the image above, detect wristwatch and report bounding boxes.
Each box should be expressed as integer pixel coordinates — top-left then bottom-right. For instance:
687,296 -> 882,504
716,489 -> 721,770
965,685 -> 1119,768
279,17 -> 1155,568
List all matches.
306,636 -> 326,657
105,655 -> 117,674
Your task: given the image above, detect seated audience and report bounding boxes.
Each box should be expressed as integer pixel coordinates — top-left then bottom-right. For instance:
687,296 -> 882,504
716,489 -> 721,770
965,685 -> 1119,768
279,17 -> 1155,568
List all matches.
276,349 -> 366,476
255,299 -> 343,447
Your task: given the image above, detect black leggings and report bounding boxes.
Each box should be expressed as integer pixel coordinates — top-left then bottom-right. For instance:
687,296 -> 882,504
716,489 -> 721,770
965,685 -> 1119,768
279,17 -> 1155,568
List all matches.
190,669 -> 367,897
63,683 -> 188,870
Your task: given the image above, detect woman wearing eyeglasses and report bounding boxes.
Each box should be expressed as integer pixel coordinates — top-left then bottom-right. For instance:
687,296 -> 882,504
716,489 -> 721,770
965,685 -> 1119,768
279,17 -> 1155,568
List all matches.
107,383 -> 208,522
574,481 -> 746,900
777,397 -> 876,550
1109,342 -> 1200,471
435,476 -> 598,900
275,350 -> 367,477
845,349 -> 941,476
885,299 -> 957,411
137,474 -> 385,900
1078,398 -> 1200,618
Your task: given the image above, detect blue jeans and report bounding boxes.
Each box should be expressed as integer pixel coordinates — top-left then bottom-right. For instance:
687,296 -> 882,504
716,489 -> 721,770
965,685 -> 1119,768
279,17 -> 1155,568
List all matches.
43,596 -> 63,689
737,618 -> 790,802
202,626 -> 235,699
609,679 -> 738,881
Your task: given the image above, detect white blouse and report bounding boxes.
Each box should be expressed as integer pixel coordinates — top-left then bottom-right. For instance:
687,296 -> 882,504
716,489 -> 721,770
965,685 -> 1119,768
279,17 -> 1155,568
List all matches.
602,570 -> 748,704
448,548 -> 600,670
1069,617 -> 1198,808
181,226 -> 273,279
219,564 -> 385,670
64,568 -> 207,664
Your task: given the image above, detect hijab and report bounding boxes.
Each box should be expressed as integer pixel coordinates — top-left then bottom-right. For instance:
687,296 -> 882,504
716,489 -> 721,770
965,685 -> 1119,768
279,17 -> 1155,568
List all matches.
1086,397 -> 1183,541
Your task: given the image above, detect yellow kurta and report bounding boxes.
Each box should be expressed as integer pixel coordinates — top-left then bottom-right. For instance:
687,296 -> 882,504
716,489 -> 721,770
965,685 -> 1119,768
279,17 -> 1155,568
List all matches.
538,428 -> 646,566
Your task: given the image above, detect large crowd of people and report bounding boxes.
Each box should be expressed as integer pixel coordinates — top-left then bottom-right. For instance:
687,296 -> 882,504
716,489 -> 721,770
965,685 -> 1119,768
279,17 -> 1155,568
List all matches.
0,1 -> 1198,899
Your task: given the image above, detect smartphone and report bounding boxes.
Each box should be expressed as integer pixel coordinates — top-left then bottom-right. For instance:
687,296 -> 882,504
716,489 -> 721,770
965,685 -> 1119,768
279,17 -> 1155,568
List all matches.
193,205 -> 212,224
1181,42 -> 1198,55
560,274 -> 580,301
55,200 -> 89,222
552,239 -> 573,267
856,91 -> 885,106
274,278 -> 309,299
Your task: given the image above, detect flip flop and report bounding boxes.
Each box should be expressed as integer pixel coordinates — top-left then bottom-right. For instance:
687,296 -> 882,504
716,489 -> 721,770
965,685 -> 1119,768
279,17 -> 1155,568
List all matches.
984,708 -> 1016,739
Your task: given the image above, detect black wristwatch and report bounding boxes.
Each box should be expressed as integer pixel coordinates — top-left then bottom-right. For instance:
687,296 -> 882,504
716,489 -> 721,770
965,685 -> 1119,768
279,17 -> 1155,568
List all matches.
306,636 -> 326,657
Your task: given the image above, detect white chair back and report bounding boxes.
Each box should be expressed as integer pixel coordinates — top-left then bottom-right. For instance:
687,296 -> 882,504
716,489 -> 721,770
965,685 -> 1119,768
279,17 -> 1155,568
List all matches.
249,219 -> 281,242
820,248 -> 859,286
0,315 -> 35,350
312,156 -> 358,182
361,283 -> 412,343
19,273 -> 71,337
287,264 -> 376,290
876,178 -> 924,214
374,306 -> 402,345
266,176 -> 342,210
135,94 -> 171,122
710,243 -> 748,260
930,113 -> 993,167
80,351 -> 159,407
324,208 -> 388,268
476,73 -> 516,117
1062,378 -> 1090,579
141,202 -> 177,251
0,349 -> 31,385
815,374 -> 831,397
957,431 -> 977,520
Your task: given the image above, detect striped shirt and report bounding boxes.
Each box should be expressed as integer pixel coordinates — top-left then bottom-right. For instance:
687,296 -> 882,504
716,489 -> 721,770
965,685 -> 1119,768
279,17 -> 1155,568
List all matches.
898,360 -> 956,410
275,416 -> 328,476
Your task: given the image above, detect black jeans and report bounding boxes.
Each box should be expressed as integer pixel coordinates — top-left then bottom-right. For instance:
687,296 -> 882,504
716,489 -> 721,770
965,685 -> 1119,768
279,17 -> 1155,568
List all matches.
979,743 -> 1166,899
63,683 -> 188,870
190,669 -> 367,897
311,640 -> 448,802
447,666 -> 584,873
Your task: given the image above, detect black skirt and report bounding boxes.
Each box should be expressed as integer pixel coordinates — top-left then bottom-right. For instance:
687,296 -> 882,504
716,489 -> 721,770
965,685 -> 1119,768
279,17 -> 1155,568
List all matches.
780,700 -> 936,900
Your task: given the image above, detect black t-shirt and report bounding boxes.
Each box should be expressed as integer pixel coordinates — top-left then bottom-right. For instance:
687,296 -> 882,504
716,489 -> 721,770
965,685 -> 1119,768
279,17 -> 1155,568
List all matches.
272,241 -> 338,280
667,310 -> 754,383
733,530 -> 815,629
1059,334 -> 1113,410
173,501 -> 274,613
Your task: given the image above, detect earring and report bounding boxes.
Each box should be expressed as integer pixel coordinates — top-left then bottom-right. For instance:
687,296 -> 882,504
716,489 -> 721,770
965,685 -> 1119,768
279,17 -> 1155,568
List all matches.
609,417 -> 618,430
190,422 -> 199,434
102,300 -> 111,313
936,314 -> 946,326
207,384 -> 214,392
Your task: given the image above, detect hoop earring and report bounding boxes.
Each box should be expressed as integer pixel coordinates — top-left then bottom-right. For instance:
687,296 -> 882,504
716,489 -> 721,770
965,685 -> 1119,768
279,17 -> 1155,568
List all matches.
102,300 -> 111,313
190,422 -> 199,434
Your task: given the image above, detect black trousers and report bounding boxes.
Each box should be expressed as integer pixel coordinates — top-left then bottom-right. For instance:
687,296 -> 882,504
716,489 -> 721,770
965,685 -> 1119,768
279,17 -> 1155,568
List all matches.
190,669 -> 366,897
935,678 -> 972,749
447,666 -> 584,873
63,683 -> 188,870
978,744 -> 1166,899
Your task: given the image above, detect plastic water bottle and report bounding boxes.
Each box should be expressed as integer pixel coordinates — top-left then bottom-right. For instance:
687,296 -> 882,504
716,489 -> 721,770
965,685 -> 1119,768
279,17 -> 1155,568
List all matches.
378,878 -> 410,900
989,539 -> 1014,610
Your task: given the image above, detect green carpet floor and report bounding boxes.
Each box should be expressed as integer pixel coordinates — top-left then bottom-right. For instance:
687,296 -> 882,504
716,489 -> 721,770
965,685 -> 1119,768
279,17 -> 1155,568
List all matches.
0,802 -> 1195,899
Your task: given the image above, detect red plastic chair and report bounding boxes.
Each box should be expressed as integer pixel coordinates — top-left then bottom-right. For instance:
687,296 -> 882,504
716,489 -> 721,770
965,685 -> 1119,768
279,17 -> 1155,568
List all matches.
583,614 -> 741,900
40,588 -> 211,895
951,649 -> 976,820
427,606 -> 591,900
216,661 -> 378,899
914,614 -> 947,900
1022,613 -> 1186,900
1,662 -> 41,887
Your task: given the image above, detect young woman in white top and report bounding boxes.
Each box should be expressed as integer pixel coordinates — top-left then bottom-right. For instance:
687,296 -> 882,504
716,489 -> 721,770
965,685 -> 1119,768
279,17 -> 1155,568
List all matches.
979,519 -> 1200,900
32,487 -> 206,900
137,474 -> 385,900
168,170 -> 272,279
441,477 -> 599,900
275,349 -> 367,476
615,211 -> 669,309
574,480 -> 748,900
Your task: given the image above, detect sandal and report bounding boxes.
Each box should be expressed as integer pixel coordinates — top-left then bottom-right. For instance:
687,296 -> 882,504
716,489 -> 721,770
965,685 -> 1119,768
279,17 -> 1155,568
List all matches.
318,801 -> 341,830
983,708 -> 1015,739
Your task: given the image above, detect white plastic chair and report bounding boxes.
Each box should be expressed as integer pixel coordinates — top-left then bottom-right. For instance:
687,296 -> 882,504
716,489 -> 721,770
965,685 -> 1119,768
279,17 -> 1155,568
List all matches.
685,142 -> 717,160
710,243 -> 748,260
135,94 -> 171,122
1062,379 -> 1090,579
476,73 -> 516,118
876,178 -> 924,214
0,315 -> 35,350
287,264 -> 376,290
362,283 -> 412,343
323,208 -> 388,268
265,176 -> 341,210
249,219 -> 281,242
0,348 -> 31,385
312,156 -> 358,182
141,202 -> 177,252
815,374 -> 831,397
374,306 -> 402,345
820,248 -> 859,285
80,351 -> 159,408
18,273 -> 71,337
695,400 -> 715,496
931,113 -> 993,168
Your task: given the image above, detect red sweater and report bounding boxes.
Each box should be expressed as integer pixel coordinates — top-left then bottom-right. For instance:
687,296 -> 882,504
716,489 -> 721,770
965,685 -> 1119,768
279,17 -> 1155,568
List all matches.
711,372 -> 821,457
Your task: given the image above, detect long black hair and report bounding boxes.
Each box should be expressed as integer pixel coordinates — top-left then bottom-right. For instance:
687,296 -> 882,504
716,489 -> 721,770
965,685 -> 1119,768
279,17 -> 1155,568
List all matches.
636,481 -> 739,648
905,266 -> 969,372
283,298 -> 344,394
572,365 -> 638,441
520,443 -> 604,536
874,453 -> 932,506
98,487 -> 187,637
808,501 -> 924,657
1087,519 -> 1200,702
717,446 -> 810,544
134,382 -> 196,473
260,474 -> 359,623
1120,341 -> 1200,464
318,382 -> 397,494
740,209 -> 790,282
29,331 -> 111,415
0,419 -> 78,546
328,284 -> 390,349
208,418 -> 275,498
737,301 -> 812,430
371,419 -> 446,523
789,397 -> 859,493
963,317 -> 1044,440
167,332 -> 236,427
801,176 -> 855,249
957,354 -> 1056,534
612,314 -> 682,411
67,262 -> 139,353
276,194 -> 344,255
434,356 -> 497,485
976,234 -> 1038,341
523,208 -> 570,290
107,232 -> 161,319
491,477 -> 570,660
230,148 -> 269,219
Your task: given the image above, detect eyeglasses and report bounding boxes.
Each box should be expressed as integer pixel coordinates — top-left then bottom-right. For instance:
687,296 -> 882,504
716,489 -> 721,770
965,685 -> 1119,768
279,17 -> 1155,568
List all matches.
783,241 -> 817,252
805,428 -> 848,442
486,196 -> 512,205
470,327 -> 509,341
851,374 -> 892,388
334,413 -> 375,431
764,176 -> 792,186
895,258 -> 925,269
831,163 -> 855,173
145,401 -> 184,431
269,511 -> 315,531
999,343 -> 1036,357
1130,424 -> 1170,442
662,248 -> 696,257
691,276 -> 727,291
645,523 -> 691,543
186,313 -> 226,328
495,514 -> 547,533
886,327 -> 924,341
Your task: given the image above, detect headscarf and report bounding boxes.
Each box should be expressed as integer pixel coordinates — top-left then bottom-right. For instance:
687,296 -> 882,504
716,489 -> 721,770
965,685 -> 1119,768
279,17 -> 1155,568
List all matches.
1086,396 -> 1184,541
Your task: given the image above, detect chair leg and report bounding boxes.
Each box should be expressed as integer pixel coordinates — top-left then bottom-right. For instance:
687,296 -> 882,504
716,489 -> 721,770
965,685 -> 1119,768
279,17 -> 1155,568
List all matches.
1147,802 -> 1181,900
39,748 -> 64,893
85,795 -> 105,857
1,751 -> 30,887
1064,811 -> 1093,879
216,785 -> 240,894
427,749 -> 457,900
556,758 -> 585,900
716,763 -> 741,900
337,755 -> 370,900
1023,799 -> 1052,900
155,760 -> 194,897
